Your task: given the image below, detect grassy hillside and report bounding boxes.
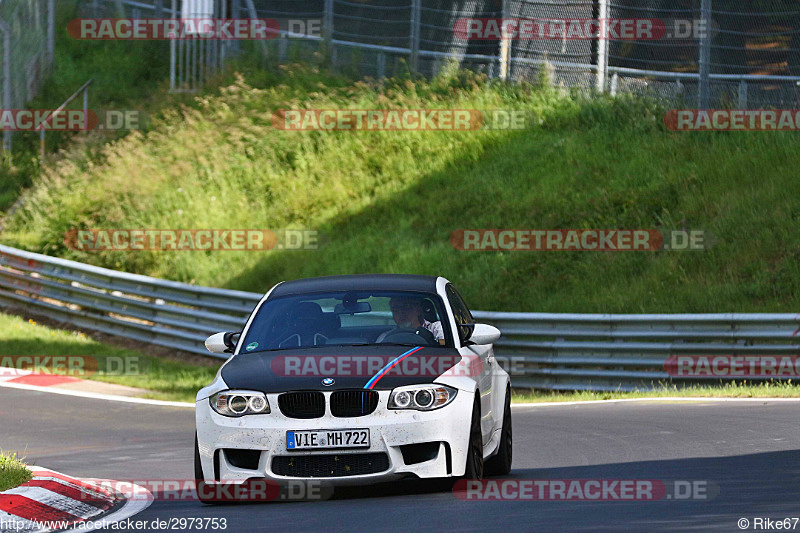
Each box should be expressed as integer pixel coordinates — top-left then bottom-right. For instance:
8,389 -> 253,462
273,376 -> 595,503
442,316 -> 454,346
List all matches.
2,64 -> 799,313
0,0 -> 181,211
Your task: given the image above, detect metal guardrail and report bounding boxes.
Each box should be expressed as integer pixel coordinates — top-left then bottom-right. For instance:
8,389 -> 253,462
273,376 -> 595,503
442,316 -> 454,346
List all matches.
0,244 -> 798,391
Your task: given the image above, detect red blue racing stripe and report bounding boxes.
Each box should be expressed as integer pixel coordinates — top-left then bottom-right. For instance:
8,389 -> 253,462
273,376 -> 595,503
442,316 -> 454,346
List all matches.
364,346 -> 424,389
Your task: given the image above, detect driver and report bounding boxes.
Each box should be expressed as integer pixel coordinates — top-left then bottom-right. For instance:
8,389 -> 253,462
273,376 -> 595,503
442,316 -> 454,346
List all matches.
387,296 -> 445,345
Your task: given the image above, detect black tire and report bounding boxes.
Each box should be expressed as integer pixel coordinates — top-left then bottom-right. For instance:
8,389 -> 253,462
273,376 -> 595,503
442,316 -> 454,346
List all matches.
462,396 -> 484,480
485,387 -> 512,476
194,435 -> 217,505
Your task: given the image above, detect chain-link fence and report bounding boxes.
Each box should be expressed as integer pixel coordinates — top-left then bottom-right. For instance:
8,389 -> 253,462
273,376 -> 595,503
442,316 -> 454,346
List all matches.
0,0 -> 55,152
39,0 -> 800,109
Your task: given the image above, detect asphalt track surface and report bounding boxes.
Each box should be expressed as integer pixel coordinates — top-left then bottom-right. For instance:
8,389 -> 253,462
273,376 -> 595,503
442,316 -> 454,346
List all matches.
2,388 -> 799,532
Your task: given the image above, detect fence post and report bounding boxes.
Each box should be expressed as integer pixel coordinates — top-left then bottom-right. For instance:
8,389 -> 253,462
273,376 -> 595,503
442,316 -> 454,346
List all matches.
410,0 -> 421,73
698,0 -> 712,108
83,86 -> 89,135
737,79 -> 748,108
595,0 -> 608,92
499,0 -> 510,80
47,0 -> 55,69
325,0 -> 334,58
229,0 -> 241,54
217,0 -> 226,71
243,0 -> 268,59
279,38 -> 288,62
377,52 -> 386,79
169,0 -> 176,91
0,18 -> 10,153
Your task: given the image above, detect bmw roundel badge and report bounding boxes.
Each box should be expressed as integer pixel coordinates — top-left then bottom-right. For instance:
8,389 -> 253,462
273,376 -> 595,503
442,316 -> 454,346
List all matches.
322,378 -> 335,386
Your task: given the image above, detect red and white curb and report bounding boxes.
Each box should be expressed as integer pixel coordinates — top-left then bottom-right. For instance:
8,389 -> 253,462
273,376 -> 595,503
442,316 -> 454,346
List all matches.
0,368 -> 192,408
0,467 -> 152,533
0,368 -> 81,388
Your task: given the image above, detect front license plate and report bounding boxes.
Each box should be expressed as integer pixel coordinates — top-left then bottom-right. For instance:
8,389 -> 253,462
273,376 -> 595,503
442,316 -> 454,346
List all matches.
286,429 -> 370,450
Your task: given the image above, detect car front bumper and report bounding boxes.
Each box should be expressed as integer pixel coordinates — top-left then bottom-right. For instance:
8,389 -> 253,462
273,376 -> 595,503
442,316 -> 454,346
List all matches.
196,389 -> 474,485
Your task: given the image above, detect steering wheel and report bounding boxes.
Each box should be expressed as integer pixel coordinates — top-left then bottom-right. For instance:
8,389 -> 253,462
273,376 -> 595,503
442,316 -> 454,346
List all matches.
380,327 -> 437,346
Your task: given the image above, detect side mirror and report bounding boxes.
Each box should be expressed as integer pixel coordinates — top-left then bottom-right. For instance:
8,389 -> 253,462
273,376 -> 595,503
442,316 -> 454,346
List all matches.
468,323 -> 501,345
205,332 -> 240,354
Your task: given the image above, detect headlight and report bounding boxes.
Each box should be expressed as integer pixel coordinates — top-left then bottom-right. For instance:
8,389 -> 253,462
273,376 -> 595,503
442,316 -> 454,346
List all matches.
388,385 -> 457,411
210,391 -> 270,417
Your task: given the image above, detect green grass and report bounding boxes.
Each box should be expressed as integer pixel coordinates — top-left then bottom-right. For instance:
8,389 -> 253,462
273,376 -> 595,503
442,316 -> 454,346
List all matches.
0,452 -> 32,492
0,312 -> 218,402
511,381 -> 800,403
3,62 -> 799,312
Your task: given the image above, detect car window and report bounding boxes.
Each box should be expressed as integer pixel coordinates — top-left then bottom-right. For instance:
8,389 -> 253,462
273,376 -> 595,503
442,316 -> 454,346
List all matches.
240,290 -> 453,352
446,284 -> 474,343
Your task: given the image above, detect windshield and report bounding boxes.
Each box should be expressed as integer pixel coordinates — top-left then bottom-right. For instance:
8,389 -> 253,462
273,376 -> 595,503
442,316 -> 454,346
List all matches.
239,290 -> 453,353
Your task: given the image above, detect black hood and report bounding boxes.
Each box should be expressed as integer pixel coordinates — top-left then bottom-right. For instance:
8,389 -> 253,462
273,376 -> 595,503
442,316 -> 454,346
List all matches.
220,344 -> 463,393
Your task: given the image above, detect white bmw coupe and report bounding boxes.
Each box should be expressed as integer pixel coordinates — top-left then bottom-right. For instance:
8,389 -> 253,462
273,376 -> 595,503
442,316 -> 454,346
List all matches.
195,274 -> 511,499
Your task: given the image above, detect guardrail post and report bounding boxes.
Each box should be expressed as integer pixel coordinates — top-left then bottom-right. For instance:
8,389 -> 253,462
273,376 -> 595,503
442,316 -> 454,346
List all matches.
698,0 -> 712,108
410,0 -> 421,73
499,0 -> 511,80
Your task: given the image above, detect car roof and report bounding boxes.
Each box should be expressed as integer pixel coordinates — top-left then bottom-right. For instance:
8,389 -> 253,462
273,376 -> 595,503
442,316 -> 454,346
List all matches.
269,274 -> 440,298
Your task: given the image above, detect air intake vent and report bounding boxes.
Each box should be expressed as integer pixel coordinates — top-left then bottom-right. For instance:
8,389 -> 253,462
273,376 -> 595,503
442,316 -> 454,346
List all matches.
278,391 -> 325,419
272,453 -> 390,477
330,390 -> 379,417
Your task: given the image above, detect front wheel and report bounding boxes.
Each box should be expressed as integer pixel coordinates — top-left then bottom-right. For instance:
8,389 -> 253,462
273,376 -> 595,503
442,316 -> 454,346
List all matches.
462,397 -> 484,480
485,388 -> 512,476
